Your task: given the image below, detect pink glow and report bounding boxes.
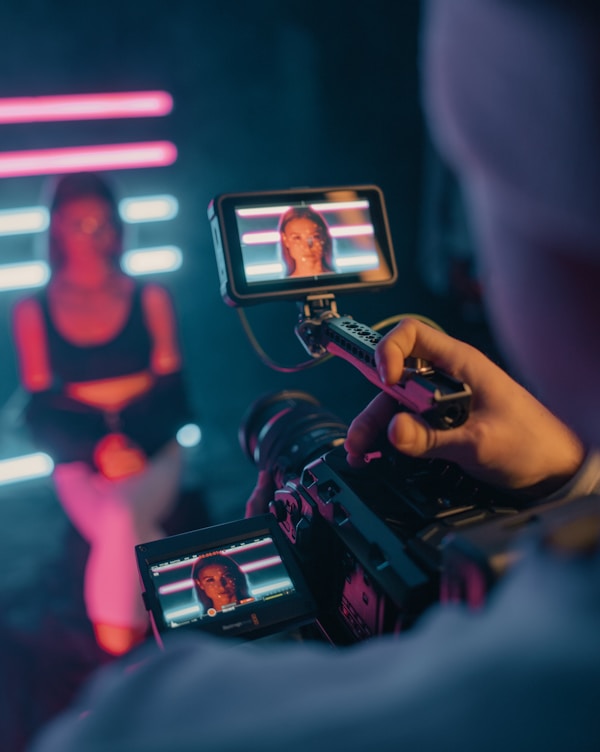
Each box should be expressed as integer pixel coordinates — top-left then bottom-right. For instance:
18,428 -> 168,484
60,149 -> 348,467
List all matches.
241,556 -> 282,573
0,142 -> 177,178
0,91 -> 173,124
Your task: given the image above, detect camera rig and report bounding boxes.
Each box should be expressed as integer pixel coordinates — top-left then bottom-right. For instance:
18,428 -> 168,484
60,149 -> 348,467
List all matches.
293,294 -> 472,430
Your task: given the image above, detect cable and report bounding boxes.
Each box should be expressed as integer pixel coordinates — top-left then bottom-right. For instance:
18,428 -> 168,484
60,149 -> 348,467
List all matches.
370,313 -> 445,333
236,308 -> 333,373
237,308 -> 444,374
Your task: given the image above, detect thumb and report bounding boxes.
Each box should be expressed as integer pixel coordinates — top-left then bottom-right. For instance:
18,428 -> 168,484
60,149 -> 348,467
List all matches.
387,411 -> 468,460
388,410 -> 478,472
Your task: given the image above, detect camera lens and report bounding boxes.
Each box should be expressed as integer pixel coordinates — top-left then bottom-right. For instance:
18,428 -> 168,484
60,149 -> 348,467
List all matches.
239,390 -> 348,484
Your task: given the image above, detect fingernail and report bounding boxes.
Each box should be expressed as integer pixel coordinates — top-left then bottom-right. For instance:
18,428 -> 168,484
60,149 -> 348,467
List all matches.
377,362 -> 387,384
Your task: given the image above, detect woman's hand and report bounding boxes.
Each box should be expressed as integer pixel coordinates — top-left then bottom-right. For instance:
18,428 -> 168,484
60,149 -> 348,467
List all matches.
93,433 -> 147,481
344,318 -> 585,498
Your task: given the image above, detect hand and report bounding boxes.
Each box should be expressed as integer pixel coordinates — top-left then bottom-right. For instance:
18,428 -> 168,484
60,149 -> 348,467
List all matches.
93,433 -> 147,480
245,470 -> 276,517
344,318 -> 585,498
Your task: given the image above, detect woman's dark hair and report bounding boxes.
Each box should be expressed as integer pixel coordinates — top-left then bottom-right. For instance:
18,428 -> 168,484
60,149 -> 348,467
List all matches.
278,206 -> 335,275
191,554 -> 251,610
46,172 -> 124,270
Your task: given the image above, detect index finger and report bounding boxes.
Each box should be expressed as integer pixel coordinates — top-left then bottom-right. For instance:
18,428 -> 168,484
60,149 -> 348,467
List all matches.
344,391 -> 398,464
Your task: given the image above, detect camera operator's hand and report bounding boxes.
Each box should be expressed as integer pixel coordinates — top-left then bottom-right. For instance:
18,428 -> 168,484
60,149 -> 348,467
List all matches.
344,318 -> 585,498
245,469 -> 276,517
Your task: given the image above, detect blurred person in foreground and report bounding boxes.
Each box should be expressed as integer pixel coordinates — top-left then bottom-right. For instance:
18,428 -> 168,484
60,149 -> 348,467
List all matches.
29,2 -> 600,750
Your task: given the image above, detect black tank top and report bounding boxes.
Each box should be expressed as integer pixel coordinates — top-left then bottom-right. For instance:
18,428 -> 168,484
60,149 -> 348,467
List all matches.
38,283 -> 152,383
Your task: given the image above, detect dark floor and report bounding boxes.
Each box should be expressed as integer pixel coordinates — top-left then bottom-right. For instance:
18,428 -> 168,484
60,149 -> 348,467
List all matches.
0,449 -> 219,752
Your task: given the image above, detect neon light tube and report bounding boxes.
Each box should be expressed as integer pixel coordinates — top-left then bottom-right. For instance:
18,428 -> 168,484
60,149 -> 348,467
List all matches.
159,579 -> 194,596
251,579 -> 293,596
0,141 -> 177,178
119,194 -> 179,223
0,261 -> 50,290
235,200 -> 369,218
242,224 -> 374,245
0,91 -> 173,124
0,207 -> 49,235
336,253 -> 379,269
0,453 -> 54,486
241,556 -> 283,573
121,246 -> 182,275
245,262 -> 284,277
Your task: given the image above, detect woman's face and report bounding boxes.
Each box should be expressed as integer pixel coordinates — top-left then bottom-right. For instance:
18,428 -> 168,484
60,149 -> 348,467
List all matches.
281,217 -> 325,276
53,196 -> 118,270
196,564 -> 238,607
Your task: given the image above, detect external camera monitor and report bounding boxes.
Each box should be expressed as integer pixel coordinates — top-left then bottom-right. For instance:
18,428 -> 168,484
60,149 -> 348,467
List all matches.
208,185 -> 397,305
136,515 -> 317,642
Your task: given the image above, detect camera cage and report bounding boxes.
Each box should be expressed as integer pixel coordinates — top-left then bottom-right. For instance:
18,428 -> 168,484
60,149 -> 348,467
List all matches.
208,184 -> 472,430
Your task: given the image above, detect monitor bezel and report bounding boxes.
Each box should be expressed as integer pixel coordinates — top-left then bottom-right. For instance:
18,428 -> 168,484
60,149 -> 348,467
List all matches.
136,514 -> 317,641
208,184 -> 397,306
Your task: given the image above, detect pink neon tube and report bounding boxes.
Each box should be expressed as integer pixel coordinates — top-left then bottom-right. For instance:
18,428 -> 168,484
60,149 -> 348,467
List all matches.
0,142 -> 178,178
0,91 -> 173,124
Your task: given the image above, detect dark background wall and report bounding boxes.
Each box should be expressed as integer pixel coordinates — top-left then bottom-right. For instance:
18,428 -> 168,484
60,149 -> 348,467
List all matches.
0,0 -> 495,520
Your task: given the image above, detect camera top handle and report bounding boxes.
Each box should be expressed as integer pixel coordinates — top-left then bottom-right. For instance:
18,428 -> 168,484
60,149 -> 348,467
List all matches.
294,295 -> 472,430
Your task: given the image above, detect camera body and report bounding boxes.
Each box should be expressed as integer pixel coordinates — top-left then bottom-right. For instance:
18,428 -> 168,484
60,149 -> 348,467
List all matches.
239,390 -> 534,644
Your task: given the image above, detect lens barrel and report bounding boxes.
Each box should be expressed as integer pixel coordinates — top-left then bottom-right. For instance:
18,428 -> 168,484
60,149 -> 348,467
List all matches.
239,390 -> 348,485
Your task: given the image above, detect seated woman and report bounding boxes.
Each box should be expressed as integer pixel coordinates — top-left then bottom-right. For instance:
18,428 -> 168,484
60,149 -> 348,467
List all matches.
278,206 -> 336,278
11,172 -> 193,656
191,554 -> 253,614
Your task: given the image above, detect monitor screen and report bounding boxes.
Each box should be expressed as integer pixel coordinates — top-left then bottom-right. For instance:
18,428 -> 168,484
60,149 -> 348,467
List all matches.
137,515 -> 316,641
208,186 -> 397,305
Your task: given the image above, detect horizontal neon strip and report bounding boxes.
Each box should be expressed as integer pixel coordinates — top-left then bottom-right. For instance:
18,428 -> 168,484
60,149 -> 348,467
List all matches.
0,91 -> 173,124
121,245 -> 182,275
0,141 -> 177,178
335,253 -> 379,268
159,579 -> 194,595
245,262 -> 284,277
0,452 -> 54,485
311,200 -> 369,212
242,224 -> 373,245
0,207 -> 49,235
164,605 -> 201,622
235,200 -> 369,219
236,205 -> 292,218
251,579 -> 293,596
242,556 -> 282,573
0,196 -> 178,238
0,261 -> 50,290
119,194 -> 179,223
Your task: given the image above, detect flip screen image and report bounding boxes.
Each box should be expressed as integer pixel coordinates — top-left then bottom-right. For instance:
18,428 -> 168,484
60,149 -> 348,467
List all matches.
234,198 -> 380,283
150,534 -> 297,628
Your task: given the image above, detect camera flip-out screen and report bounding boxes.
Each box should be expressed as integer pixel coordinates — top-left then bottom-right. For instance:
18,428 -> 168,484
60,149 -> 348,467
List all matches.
136,515 -> 317,641
208,185 -> 397,305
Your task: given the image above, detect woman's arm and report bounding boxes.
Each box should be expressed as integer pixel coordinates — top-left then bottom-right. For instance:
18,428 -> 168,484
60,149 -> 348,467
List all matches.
12,297 -> 53,392
140,283 -> 182,375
